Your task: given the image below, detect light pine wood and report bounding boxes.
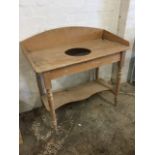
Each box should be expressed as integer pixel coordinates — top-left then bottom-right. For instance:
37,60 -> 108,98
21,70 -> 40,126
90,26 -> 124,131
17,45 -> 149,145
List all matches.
42,80 -> 110,111
21,27 -> 130,130
42,53 -> 120,80
114,52 -> 125,105
103,30 -> 129,46
46,89 -> 57,130
22,39 -> 128,73
42,72 -> 57,130
21,27 -> 103,51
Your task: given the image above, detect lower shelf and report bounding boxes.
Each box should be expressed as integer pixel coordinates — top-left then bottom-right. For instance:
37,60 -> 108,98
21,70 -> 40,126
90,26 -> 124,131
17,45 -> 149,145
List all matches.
42,79 -> 112,111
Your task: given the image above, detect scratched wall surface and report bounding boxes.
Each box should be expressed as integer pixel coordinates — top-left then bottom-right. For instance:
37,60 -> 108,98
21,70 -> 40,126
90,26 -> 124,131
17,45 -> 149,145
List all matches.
122,0 -> 135,82
19,0 -> 134,112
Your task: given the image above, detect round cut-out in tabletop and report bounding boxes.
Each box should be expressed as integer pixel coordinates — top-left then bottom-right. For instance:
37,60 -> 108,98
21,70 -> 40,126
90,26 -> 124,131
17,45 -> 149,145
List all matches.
65,48 -> 91,56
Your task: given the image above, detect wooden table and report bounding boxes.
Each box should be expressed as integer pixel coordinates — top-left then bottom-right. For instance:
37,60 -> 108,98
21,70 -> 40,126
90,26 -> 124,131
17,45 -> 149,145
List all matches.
21,27 -> 129,130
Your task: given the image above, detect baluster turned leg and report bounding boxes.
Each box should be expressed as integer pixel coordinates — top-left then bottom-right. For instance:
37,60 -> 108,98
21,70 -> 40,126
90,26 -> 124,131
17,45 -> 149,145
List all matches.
114,52 -> 124,106
46,88 -> 57,131
43,73 -> 58,131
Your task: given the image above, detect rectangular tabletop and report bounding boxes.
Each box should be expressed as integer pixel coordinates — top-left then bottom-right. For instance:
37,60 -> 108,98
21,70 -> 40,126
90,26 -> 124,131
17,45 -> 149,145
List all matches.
26,39 -> 129,73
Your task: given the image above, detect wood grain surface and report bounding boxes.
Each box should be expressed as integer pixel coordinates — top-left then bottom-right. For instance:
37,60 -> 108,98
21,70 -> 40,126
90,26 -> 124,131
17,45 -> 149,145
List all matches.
21,27 -> 129,73
42,80 -> 110,111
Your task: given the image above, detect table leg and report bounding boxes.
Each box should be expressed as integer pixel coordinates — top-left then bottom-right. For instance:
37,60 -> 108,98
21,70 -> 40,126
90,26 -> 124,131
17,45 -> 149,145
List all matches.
95,68 -> 99,80
42,73 -> 57,131
36,73 -> 46,96
46,88 -> 57,130
19,129 -> 23,144
114,52 -> 124,106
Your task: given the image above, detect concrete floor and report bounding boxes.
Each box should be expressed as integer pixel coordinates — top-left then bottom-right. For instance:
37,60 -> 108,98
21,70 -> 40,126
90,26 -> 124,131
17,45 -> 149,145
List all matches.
20,83 -> 135,155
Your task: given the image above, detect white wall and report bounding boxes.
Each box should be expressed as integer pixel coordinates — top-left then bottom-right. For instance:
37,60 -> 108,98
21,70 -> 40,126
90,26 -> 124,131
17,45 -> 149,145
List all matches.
19,0 -> 134,112
122,0 -> 135,82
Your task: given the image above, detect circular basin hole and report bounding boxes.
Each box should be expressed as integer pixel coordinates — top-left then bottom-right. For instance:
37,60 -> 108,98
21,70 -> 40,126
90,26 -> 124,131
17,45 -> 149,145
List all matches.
65,48 -> 91,56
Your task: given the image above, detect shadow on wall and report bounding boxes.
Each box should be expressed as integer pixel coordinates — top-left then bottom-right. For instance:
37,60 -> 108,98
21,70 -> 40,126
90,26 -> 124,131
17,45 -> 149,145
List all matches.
19,47 -> 42,113
52,71 -> 91,91
19,98 -> 41,113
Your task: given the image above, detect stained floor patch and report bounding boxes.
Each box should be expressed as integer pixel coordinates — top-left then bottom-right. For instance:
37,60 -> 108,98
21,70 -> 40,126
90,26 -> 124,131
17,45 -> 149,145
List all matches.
20,83 -> 135,155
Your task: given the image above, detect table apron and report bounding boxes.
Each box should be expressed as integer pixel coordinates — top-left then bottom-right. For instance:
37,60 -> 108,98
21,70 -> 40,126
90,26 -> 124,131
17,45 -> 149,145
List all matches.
43,52 -> 121,81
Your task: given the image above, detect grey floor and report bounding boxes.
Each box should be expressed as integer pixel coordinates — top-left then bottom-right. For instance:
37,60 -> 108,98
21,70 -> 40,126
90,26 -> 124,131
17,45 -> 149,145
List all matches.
20,83 -> 135,155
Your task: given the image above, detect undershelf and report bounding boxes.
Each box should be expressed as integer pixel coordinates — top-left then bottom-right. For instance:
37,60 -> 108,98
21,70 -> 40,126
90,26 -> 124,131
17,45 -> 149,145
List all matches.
41,79 -> 113,111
